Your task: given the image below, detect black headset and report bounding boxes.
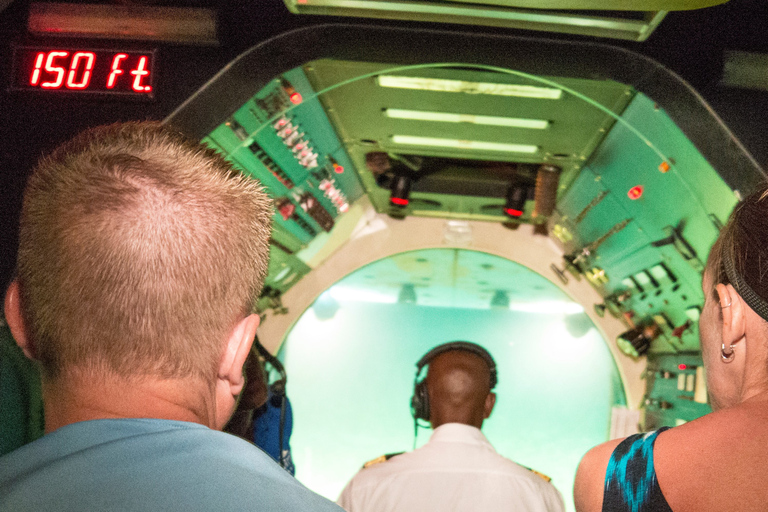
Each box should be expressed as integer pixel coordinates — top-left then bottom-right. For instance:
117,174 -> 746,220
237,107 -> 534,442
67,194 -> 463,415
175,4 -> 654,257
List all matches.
410,341 -> 498,423
252,335 -> 287,400
252,335 -> 290,470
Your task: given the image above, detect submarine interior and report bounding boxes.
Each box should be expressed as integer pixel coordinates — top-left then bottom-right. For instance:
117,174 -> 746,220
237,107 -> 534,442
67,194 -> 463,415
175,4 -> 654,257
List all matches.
164,21 -> 765,504
2,1 -> 768,509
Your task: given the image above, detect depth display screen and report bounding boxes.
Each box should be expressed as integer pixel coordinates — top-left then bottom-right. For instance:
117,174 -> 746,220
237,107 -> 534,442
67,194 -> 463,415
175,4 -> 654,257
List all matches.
11,46 -> 156,98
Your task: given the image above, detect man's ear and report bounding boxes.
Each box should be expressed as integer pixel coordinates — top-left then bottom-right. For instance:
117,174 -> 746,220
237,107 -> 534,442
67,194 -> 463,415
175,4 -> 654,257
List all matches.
218,313 -> 260,396
4,280 -> 36,360
484,392 -> 496,419
717,283 -> 746,347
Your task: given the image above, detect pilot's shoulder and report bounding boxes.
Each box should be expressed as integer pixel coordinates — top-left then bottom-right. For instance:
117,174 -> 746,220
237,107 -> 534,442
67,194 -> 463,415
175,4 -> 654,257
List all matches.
519,464 -> 553,483
362,452 -> 405,469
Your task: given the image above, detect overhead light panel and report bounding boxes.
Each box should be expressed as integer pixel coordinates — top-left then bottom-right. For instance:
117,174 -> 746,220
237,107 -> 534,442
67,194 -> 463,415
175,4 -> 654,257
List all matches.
378,76 -> 563,100
282,1 -> 689,42
508,301 -> 584,314
27,2 -> 218,45
384,109 -> 549,129
391,135 -> 538,154
329,285 -> 396,304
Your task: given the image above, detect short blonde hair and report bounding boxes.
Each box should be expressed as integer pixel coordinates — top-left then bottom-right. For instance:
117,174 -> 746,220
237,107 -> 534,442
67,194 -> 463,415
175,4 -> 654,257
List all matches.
17,122 -> 273,381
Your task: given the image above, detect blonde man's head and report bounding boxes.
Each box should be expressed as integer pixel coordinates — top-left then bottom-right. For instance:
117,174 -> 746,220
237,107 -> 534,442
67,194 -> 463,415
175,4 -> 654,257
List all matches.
17,122 -> 273,382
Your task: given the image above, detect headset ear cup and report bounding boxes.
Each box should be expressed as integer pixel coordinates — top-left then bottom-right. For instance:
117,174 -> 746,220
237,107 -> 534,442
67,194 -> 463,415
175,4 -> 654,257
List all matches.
411,380 -> 429,421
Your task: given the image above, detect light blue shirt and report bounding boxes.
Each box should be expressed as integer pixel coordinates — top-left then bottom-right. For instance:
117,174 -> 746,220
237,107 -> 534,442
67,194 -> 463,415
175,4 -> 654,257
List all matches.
0,418 -> 342,511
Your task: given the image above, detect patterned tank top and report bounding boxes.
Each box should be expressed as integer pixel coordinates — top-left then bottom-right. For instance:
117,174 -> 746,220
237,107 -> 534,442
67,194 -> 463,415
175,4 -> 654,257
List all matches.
602,427 -> 673,512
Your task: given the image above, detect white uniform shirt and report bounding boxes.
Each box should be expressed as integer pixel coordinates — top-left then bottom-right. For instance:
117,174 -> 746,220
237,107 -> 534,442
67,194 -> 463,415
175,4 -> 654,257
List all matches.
337,423 -> 565,512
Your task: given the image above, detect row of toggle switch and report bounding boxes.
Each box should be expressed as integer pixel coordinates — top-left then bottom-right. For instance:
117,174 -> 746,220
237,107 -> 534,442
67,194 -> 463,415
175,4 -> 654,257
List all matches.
273,116 -> 319,170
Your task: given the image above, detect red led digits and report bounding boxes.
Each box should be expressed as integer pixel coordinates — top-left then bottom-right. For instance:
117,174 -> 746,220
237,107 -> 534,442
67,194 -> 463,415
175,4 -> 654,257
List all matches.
66,52 -> 95,89
42,51 -> 68,88
130,56 -> 152,92
30,53 -> 45,85
18,47 -> 154,96
107,54 -> 128,88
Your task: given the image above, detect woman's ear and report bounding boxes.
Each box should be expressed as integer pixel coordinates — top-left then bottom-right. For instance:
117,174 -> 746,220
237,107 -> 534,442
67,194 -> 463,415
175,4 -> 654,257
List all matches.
4,281 -> 36,360
716,283 -> 745,346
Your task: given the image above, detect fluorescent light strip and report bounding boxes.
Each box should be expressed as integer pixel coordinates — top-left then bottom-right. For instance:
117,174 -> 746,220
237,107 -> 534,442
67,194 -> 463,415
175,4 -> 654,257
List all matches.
392,135 -> 538,154
509,301 -> 585,314
384,108 -> 549,129
378,75 -> 563,100
328,285 -> 397,304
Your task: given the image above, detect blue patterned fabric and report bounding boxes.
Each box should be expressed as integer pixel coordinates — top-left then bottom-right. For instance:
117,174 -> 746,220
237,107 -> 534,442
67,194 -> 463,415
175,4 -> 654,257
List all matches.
602,427 -> 673,512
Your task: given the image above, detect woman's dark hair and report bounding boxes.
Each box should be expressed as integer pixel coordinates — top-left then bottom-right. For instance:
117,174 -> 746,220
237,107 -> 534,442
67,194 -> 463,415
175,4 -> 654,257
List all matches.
707,185 -> 768,311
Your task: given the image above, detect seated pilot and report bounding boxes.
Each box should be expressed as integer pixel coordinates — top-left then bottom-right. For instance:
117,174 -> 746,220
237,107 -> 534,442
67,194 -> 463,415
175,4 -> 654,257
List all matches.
337,341 -> 565,512
0,122 -> 341,511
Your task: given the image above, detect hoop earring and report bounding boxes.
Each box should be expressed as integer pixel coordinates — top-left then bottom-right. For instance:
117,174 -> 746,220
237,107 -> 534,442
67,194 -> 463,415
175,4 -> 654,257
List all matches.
722,299 -> 732,308
721,343 -> 735,363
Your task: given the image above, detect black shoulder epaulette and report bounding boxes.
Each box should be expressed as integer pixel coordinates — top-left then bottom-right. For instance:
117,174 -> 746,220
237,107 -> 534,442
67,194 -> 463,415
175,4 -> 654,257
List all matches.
362,452 -> 404,469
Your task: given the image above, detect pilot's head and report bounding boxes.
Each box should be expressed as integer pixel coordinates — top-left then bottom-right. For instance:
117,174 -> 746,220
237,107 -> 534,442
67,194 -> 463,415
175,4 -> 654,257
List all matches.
425,348 -> 497,429
5,121 -> 273,428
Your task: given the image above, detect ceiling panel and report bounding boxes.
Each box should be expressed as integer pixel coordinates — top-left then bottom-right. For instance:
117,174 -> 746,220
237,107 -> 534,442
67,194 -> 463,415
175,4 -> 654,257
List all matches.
305,59 -> 633,220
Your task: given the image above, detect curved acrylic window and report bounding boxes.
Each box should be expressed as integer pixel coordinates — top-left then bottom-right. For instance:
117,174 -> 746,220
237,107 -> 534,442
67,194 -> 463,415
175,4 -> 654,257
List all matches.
281,248 -> 624,510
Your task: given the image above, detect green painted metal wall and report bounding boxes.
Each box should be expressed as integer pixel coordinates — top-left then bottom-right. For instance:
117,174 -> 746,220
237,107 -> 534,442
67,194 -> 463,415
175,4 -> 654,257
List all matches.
553,92 -> 738,354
